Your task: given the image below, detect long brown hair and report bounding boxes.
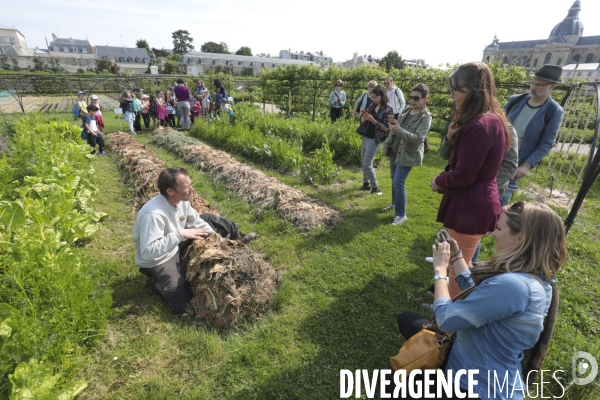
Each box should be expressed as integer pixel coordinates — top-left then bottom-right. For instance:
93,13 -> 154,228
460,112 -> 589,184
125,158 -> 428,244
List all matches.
370,84 -> 389,108
446,62 -> 511,150
491,202 -> 566,280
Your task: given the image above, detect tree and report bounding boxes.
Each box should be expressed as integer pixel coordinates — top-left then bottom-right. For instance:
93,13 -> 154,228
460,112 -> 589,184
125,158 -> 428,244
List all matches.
201,41 -> 230,54
235,46 -> 252,56
172,30 -> 195,54
136,39 -> 150,50
379,51 -> 406,72
151,48 -> 170,58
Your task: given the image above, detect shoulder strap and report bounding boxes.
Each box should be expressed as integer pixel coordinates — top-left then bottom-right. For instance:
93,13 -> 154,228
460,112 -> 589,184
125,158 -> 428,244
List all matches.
395,88 -> 402,103
506,93 -> 529,115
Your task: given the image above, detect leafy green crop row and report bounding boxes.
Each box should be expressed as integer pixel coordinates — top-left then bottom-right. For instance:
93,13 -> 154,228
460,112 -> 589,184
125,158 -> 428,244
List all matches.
0,118 -> 110,398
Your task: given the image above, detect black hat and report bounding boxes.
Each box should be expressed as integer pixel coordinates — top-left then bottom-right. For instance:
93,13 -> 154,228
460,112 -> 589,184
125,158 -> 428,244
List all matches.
534,65 -> 562,83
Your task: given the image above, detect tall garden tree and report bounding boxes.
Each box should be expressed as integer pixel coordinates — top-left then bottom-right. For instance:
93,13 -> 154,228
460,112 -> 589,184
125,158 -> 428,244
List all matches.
379,51 -> 406,72
172,30 -> 195,54
201,41 -> 230,54
235,46 -> 252,56
135,39 -> 150,51
151,48 -> 170,57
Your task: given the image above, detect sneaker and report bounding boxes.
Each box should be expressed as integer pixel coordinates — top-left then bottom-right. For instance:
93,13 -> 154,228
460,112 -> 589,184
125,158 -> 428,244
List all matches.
371,187 -> 382,195
359,183 -> 370,191
383,204 -> 394,211
98,151 -> 107,155
239,232 -> 257,244
391,216 -> 407,225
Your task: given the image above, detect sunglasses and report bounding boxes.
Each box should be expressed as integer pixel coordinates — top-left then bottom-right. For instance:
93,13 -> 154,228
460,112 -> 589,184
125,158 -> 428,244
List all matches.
510,201 -> 525,211
409,96 -> 423,101
335,84 -> 343,87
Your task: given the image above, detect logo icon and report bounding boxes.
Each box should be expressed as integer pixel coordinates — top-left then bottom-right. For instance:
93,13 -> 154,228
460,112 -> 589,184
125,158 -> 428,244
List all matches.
572,351 -> 598,385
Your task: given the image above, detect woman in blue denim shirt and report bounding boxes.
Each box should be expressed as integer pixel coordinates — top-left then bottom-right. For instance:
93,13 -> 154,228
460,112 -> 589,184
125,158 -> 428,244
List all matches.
397,202 -> 566,399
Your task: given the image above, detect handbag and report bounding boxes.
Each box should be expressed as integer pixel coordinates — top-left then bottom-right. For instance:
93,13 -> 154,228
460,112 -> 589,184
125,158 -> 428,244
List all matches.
389,328 -> 455,374
356,120 -> 369,135
424,137 -> 430,153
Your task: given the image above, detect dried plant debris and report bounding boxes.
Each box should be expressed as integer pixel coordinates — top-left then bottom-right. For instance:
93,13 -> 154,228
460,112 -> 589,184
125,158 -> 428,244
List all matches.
181,233 -> 279,329
108,132 -> 279,328
150,129 -> 342,232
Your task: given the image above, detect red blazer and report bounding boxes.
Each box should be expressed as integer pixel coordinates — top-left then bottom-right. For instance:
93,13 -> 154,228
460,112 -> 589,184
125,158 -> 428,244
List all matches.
435,113 -> 506,234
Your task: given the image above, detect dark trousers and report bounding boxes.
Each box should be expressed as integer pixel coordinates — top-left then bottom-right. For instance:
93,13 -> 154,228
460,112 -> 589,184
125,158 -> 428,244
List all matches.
379,312 -> 476,399
139,249 -> 191,314
87,133 -> 105,154
140,214 -> 242,314
134,112 -> 142,132
167,114 -> 176,127
141,113 -> 150,129
330,107 -> 343,123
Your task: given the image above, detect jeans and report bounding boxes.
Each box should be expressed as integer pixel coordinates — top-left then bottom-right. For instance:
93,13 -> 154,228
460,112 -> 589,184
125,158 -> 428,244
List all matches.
361,137 -> 381,188
500,178 -> 519,206
389,153 -> 397,204
393,165 -> 412,218
178,101 -> 191,129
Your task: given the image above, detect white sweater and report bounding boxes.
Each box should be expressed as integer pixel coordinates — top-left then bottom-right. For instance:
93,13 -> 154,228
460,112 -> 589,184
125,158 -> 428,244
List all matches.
133,194 -> 215,268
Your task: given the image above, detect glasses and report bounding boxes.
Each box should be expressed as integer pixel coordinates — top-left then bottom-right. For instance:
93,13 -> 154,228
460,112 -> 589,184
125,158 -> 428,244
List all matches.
385,81 -> 392,85
530,81 -> 552,88
409,96 -> 423,101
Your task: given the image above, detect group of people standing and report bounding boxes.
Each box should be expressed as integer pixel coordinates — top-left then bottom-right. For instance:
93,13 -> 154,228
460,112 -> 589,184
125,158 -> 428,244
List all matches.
363,62 -> 565,399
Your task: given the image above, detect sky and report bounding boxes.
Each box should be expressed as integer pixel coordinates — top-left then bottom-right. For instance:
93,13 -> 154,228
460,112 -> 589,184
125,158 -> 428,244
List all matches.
5,0 -> 600,67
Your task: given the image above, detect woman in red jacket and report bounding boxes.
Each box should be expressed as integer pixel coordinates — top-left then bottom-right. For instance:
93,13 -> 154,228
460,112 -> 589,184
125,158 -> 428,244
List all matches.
430,62 -> 511,296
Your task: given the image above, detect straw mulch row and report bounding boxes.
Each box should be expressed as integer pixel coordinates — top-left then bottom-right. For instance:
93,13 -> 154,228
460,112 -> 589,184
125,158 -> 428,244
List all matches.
150,128 -> 343,232
108,132 -> 279,329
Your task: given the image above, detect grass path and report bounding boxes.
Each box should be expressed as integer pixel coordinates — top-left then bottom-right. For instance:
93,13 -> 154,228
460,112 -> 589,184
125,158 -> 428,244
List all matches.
74,130 -> 600,399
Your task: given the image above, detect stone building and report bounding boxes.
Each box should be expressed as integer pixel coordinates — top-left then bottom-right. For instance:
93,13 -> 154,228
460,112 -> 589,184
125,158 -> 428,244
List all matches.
482,1 -> 600,68
47,33 -> 95,59
0,25 -> 33,56
179,52 -> 315,75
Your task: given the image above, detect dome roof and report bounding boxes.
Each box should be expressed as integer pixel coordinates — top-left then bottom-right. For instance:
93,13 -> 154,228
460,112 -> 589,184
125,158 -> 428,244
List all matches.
549,0 -> 583,38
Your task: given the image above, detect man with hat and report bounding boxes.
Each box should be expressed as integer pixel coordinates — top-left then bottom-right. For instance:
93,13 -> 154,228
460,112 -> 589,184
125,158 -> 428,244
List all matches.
501,64 -> 564,205
76,91 -> 88,125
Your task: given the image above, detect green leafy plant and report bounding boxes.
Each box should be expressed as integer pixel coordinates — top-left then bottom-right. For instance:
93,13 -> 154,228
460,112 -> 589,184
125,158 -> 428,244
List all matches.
300,143 -> 341,185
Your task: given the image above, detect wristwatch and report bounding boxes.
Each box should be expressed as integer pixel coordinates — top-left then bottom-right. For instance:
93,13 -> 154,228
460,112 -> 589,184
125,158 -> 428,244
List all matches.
434,275 -> 448,281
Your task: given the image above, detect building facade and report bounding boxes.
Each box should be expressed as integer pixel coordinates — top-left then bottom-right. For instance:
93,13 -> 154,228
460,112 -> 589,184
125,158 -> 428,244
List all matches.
279,49 -> 333,66
47,33 -> 94,59
0,25 -> 33,56
95,46 -> 149,73
482,1 -> 600,69
179,52 -> 315,75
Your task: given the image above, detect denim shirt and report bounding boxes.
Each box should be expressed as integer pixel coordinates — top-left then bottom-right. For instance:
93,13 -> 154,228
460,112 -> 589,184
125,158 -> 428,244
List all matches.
505,94 -> 564,167
433,270 -> 552,400
329,90 -> 346,108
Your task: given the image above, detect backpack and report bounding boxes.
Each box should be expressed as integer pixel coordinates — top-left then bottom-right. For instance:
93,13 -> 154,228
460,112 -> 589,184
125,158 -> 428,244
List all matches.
73,103 -> 80,117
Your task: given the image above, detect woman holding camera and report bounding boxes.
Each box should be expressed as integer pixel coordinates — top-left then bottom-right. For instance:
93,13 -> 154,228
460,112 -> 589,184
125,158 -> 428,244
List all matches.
396,201 -> 565,399
381,83 -> 432,225
359,84 -> 393,194
430,62 -> 511,296
329,79 -> 347,123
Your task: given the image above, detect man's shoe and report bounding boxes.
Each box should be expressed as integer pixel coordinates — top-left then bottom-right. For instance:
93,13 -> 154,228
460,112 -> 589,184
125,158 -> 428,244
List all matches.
420,303 -> 433,313
240,232 -> 257,244
383,204 -> 394,211
371,187 -> 382,195
360,183 -> 370,191
391,216 -> 407,225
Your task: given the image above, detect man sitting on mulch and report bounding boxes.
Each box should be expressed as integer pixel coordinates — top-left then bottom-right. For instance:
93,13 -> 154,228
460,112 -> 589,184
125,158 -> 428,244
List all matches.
133,167 -> 257,314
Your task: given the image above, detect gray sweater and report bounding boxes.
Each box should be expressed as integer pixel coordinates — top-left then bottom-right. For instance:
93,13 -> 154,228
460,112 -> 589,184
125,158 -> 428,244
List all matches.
133,194 -> 214,268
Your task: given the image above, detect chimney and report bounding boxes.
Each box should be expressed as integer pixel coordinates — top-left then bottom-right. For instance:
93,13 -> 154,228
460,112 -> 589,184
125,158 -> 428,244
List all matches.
52,33 -> 57,40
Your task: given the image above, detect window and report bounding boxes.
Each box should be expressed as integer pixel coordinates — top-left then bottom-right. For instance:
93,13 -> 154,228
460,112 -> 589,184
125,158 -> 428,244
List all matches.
250,62 -> 255,67
567,72 -> 572,76
238,61 -> 243,65
102,56 -> 108,59
573,54 -> 581,62
486,56 -> 490,62
53,46 -> 59,51
0,48 -> 3,54
556,58 -> 562,65
543,52 -> 552,65
143,58 -> 147,63
585,54 -> 594,63
4,36 -> 14,44
126,57 -> 132,62
520,56 -> 528,66
72,48 -> 78,53
187,58 -> 191,63
502,56 -> 508,64
135,57 -> 140,62
533,58 -> 538,67
82,48 -> 87,53
577,72 -> 582,76
63,47 -> 69,52
588,72 -> 593,77
118,57 -> 124,62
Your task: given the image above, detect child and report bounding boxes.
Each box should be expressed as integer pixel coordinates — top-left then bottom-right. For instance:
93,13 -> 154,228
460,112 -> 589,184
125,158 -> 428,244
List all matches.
155,91 -> 168,127
165,90 -> 176,128
219,98 -> 234,123
190,94 -> 202,125
201,89 -> 212,118
84,105 -> 106,155
90,95 -> 104,134
120,90 -> 135,135
141,94 -> 150,129
149,91 -> 159,129
131,92 -> 142,132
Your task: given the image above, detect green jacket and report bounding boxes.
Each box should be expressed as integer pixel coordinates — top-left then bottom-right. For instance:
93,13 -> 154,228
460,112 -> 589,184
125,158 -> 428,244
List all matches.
382,106 -> 432,167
